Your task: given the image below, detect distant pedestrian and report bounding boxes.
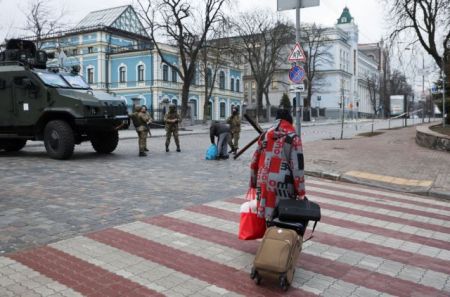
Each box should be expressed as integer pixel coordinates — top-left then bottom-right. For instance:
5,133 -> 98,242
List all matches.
210,121 -> 230,160
131,105 -> 152,157
164,104 -> 182,152
227,106 -> 241,154
250,108 -> 306,220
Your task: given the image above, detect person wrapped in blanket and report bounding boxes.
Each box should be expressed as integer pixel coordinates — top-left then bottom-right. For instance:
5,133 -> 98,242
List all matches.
249,108 -> 306,220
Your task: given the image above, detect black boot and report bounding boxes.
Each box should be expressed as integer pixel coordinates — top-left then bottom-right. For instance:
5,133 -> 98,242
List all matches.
165,145 -> 169,152
176,146 -> 181,152
139,152 -> 147,157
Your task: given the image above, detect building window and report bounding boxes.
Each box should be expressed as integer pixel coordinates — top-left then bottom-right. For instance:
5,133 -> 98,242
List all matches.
72,49 -> 78,56
219,102 -> 226,118
230,78 -> 235,91
172,68 -> 177,82
88,47 -> 94,54
138,65 -> 144,82
251,81 -> 256,90
219,71 -> 225,89
163,64 -> 169,81
119,66 -> 126,83
206,68 -> 212,87
87,68 -> 94,84
236,79 -> 240,92
272,80 -> 278,89
191,70 -> 197,85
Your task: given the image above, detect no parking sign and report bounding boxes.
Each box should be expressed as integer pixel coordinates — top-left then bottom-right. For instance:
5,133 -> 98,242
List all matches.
288,64 -> 306,84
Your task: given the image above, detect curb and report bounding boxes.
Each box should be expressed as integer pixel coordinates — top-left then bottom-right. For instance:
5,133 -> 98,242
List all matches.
305,170 -> 450,201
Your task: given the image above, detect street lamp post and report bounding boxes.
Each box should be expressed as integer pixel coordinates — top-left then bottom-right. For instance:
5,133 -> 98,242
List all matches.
442,69 -> 446,128
295,0 -> 302,136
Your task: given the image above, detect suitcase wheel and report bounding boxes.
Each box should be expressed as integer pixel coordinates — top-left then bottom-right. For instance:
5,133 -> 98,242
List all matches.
250,267 -> 261,285
279,274 -> 289,291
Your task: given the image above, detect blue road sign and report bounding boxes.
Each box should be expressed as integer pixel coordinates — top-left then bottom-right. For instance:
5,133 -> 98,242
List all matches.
289,65 -> 305,84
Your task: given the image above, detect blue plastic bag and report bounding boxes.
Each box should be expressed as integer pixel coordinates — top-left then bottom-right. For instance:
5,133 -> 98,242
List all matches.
205,144 -> 218,160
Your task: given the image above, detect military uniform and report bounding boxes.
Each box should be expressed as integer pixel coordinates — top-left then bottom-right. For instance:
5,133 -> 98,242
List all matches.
131,106 -> 152,156
227,110 -> 241,153
164,105 -> 181,152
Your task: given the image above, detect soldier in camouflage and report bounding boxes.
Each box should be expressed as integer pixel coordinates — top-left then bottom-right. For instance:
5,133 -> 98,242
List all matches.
227,106 -> 241,154
131,105 -> 152,157
164,104 -> 182,152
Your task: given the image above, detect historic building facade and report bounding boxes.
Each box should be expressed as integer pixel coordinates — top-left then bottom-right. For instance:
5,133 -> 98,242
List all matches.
243,7 -> 381,119
40,5 -> 243,121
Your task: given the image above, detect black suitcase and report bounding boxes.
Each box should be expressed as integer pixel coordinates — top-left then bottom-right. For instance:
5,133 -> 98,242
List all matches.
277,198 -> 321,223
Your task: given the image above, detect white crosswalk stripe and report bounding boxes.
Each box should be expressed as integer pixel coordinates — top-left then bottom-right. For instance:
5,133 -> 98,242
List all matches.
308,179 -> 450,208
307,193 -> 450,231
0,257 -> 83,297
307,185 -> 450,219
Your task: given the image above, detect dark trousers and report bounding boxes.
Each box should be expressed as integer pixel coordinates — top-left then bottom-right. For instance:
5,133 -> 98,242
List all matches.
217,132 -> 230,158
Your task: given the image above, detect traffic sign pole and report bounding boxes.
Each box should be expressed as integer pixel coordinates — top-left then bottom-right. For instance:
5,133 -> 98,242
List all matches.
295,0 -> 302,136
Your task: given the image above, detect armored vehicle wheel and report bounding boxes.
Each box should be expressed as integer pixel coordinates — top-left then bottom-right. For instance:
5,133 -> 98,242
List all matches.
0,139 -> 27,152
44,120 -> 75,160
90,131 -> 119,154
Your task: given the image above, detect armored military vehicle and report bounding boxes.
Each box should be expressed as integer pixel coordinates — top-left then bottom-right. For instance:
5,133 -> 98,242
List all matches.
0,39 -> 129,159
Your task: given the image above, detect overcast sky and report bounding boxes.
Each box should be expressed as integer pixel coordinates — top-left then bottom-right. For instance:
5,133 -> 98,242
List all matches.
0,0 -> 438,87
0,0 -> 386,43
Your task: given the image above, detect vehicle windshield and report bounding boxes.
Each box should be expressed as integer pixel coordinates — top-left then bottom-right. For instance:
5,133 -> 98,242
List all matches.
61,74 -> 91,89
34,71 -> 70,88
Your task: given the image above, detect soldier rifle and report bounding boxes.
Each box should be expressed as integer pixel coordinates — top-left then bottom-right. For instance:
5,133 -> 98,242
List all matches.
233,114 -> 265,160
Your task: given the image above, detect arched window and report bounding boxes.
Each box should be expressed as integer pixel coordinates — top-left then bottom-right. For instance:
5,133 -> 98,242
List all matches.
230,78 -> 235,91
137,65 -> 144,82
219,71 -> 225,89
206,68 -> 212,87
236,79 -> 240,92
119,66 -> 126,83
163,64 -> 169,81
219,102 -> 226,118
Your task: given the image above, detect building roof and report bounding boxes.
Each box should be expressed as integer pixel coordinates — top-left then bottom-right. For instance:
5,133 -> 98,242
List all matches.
76,5 -> 149,37
337,7 -> 354,24
77,5 -> 129,28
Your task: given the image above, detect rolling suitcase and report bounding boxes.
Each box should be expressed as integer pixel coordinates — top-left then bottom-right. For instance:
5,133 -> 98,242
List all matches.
250,226 -> 302,291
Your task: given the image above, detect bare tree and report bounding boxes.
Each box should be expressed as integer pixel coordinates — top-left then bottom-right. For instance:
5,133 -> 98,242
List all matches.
231,10 -> 291,121
386,0 -> 449,72
22,0 -> 65,49
300,23 -> 333,121
198,22 -> 232,122
367,75 -> 381,133
389,69 -> 413,96
137,0 -> 228,118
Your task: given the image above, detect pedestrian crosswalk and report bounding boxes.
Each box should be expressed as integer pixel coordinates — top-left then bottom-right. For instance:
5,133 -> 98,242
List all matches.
1,178 -> 450,297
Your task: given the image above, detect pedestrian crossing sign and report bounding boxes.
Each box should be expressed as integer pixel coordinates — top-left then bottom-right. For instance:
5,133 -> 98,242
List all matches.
288,42 -> 306,62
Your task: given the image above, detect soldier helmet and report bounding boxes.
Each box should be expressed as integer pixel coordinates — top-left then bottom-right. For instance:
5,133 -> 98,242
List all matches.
169,103 -> 176,111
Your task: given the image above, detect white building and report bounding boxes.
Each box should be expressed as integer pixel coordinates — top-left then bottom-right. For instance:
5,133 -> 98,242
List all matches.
244,7 -> 381,119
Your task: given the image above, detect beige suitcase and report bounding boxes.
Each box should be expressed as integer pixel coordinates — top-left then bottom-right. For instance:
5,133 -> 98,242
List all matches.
251,226 -> 302,291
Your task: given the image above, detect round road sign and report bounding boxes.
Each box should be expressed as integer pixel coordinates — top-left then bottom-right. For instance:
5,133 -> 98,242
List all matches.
288,65 -> 306,84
